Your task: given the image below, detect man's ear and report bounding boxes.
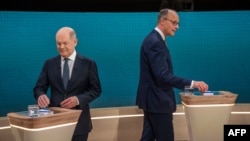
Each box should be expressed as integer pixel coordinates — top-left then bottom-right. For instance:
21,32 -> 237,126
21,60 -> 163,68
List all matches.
75,39 -> 78,46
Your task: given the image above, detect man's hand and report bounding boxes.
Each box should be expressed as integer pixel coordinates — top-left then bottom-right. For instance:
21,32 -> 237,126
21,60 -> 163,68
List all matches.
193,81 -> 209,92
38,94 -> 50,108
60,96 -> 79,109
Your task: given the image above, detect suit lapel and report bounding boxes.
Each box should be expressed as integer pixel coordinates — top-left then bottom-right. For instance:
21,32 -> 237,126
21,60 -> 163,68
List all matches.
66,54 -> 82,91
54,56 -> 66,91
53,56 -> 65,90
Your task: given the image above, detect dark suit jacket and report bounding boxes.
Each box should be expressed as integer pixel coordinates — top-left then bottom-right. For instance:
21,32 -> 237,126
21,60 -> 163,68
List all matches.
136,29 -> 191,113
33,53 -> 102,135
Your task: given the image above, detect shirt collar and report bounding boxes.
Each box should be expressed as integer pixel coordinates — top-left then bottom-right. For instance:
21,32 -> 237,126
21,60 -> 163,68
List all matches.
61,50 -> 76,61
154,27 -> 165,41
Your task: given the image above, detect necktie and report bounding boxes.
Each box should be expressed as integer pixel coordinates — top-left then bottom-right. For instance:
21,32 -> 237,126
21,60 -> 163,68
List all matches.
63,58 -> 69,89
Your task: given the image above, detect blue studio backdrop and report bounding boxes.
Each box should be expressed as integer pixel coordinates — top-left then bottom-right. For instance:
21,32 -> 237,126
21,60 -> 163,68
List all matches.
0,10 -> 250,116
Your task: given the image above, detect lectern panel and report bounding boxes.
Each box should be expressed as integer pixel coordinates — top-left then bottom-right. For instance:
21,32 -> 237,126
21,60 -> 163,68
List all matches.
7,107 -> 81,141
180,91 -> 238,141
180,91 -> 238,105
7,107 -> 81,128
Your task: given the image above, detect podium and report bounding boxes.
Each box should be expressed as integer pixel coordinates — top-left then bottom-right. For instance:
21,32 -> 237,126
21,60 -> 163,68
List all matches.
180,91 -> 237,141
7,107 -> 81,141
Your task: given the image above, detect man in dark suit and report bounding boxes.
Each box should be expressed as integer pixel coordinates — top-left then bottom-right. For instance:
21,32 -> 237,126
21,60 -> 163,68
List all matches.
33,27 -> 102,141
136,8 -> 208,141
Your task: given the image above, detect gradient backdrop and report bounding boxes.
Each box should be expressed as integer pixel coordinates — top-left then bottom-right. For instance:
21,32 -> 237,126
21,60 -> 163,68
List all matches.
0,10 -> 250,116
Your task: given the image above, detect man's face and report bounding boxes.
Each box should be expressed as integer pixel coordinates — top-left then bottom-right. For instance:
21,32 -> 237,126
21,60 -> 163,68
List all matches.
163,11 -> 180,36
56,30 -> 77,58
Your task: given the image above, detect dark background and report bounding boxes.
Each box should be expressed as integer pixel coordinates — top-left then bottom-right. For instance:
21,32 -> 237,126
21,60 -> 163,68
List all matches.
0,0 -> 250,12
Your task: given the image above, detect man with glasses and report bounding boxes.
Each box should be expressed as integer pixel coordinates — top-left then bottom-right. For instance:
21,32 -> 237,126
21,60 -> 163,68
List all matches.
136,8 -> 209,141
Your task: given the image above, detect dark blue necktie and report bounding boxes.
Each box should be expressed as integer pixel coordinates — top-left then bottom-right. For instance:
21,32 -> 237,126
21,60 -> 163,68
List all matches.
63,58 -> 69,89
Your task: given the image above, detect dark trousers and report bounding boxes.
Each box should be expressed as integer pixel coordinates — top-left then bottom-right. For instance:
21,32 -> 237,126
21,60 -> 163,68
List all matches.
140,111 -> 174,141
71,134 -> 89,141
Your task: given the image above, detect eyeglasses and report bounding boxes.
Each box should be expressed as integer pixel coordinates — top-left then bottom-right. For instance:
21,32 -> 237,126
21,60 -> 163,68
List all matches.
164,18 -> 179,26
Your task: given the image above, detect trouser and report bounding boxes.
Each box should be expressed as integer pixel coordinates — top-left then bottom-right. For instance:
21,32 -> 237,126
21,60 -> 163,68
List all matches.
71,134 -> 89,141
140,111 -> 174,141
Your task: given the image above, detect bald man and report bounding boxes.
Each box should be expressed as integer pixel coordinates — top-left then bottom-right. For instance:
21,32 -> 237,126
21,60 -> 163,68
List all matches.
33,27 -> 102,141
136,9 -> 208,141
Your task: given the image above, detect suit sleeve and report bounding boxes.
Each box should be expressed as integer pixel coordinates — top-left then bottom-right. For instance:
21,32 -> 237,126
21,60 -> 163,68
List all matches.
77,61 -> 102,107
33,60 -> 50,100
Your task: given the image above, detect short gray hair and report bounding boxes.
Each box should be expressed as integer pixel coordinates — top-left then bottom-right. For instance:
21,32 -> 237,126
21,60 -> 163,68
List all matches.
157,8 -> 169,23
66,27 -> 77,40
56,27 -> 77,40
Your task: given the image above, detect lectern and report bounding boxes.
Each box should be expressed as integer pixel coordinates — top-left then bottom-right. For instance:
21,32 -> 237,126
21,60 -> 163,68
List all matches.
7,107 -> 81,141
180,91 -> 237,141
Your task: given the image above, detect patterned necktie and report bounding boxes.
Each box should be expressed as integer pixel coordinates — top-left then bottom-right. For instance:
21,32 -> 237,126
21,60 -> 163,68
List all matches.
63,58 -> 69,89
